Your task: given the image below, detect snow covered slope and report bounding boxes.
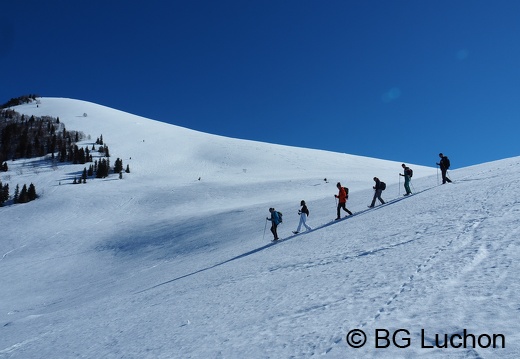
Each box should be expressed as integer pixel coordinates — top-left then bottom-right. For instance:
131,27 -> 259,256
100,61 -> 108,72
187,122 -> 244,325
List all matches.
1,98 -> 519,358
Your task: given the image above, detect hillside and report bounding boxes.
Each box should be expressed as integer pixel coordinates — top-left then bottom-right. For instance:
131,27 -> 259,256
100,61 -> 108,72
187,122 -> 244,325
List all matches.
1,98 -> 518,358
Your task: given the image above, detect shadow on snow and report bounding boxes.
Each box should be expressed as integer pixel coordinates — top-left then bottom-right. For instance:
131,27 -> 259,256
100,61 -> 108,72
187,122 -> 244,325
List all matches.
135,186 -> 438,294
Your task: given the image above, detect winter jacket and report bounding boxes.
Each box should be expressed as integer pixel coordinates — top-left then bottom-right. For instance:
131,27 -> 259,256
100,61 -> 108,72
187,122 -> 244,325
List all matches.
336,187 -> 347,203
268,211 -> 281,225
300,204 -> 309,216
403,167 -> 412,178
373,178 -> 383,190
439,156 -> 450,171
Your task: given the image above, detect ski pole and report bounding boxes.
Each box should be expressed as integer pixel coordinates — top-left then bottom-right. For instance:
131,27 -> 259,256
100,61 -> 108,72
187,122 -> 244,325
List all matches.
398,174 -> 401,196
436,166 -> 439,186
410,179 -> 416,193
263,218 -> 268,241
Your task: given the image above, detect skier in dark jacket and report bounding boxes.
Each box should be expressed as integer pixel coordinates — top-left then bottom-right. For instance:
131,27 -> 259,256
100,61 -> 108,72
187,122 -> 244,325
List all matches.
369,177 -> 386,207
399,163 -> 412,196
267,208 -> 281,241
436,153 -> 452,184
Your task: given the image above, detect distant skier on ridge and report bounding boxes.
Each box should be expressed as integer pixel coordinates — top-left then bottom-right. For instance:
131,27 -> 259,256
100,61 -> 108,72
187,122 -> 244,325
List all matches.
436,153 -> 452,184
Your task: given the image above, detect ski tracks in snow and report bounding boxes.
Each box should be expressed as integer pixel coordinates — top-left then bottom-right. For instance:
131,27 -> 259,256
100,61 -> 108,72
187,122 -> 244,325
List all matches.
360,218 -> 484,329
0,244 -> 26,262
322,205 -> 488,356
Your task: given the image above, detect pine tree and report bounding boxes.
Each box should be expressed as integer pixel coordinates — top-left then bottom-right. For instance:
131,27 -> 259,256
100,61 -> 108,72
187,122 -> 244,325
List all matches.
13,184 -> 19,204
19,184 -> 28,203
28,183 -> 37,201
4,183 -> 9,202
0,181 -> 7,206
114,158 -> 123,173
96,159 -> 109,178
82,168 -> 87,183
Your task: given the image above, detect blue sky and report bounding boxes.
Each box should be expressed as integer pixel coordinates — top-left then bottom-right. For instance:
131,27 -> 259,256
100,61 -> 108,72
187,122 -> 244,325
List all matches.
1,0 -> 519,167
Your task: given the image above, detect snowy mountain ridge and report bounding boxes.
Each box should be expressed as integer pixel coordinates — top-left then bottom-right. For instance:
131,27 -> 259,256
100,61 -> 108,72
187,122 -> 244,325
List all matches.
1,98 -> 519,358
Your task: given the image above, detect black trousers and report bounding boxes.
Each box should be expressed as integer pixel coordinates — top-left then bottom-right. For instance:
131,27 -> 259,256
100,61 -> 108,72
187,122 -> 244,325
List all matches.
441,169 -> 452,184
337,202 -> 352,218
270,223 -> 278,239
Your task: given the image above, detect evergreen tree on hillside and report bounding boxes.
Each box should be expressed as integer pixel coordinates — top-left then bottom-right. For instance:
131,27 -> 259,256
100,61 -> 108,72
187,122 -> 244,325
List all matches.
18,184 -> 28,203
114,158 -> 123,174
96,159 -> 109,178
4,183 -> 9,202
0,182 -> 8,206
82,168 -> 87,183
0,94 -> 39,109
28,183 -> 37,201
13,184 -> 19,204
85,146 -> 91,162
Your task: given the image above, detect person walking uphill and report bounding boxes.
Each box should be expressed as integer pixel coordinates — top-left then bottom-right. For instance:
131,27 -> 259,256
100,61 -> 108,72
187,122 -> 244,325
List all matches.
335,182 -> 352,220
400,163 -> 413,196
437,153 -> 452,184
369,177 -> 386,207
293,200 -> 312,234
267,208 -> 281,241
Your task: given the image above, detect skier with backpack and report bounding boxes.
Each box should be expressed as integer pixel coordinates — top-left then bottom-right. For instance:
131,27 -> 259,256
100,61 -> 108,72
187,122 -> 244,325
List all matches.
293,200 -> 312,234
266,207 -> 282,241
436,153 -> 452,184
335,182 -> 353,220
369,177 -> 386,208
399,163 -> 413,196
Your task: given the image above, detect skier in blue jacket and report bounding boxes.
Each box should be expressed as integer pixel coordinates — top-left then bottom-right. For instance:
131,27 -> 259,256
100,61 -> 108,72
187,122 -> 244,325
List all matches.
267,208 -> 280,241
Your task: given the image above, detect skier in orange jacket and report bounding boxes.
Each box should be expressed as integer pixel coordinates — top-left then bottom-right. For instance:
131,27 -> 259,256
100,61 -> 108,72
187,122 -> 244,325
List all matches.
335,182 -> 352,220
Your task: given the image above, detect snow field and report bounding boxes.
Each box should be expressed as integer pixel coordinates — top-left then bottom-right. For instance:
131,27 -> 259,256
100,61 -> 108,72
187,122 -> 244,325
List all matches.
1,98 -> 518,358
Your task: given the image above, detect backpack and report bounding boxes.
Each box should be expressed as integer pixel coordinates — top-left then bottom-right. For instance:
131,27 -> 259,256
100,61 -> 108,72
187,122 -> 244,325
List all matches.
277,211 -> 283,223
343,187 -> 349,199
380,182 -> 386,190
408,168 -> 413,178
444,157 -> 450,169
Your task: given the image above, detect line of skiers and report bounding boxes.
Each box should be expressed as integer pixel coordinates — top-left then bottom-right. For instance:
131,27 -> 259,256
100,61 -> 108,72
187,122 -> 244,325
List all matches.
266,153 -> 452,241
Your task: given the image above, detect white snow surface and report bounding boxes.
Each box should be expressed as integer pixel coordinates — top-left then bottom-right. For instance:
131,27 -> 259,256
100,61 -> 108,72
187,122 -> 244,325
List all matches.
1,98 -> 519,358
